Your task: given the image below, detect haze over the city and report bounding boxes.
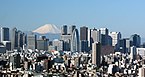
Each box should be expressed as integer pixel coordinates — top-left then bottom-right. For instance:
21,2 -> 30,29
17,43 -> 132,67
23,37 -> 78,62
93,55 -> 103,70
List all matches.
0,0 -> 145,38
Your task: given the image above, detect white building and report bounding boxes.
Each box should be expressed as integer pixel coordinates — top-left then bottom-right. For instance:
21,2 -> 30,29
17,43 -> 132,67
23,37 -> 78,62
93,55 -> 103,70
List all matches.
91,29 -> 101,43
92,42 -> 101,67
100,28 -> 108,35
138,67 -> 145,77
137,48 -> 145,59
109,32 -> 121,46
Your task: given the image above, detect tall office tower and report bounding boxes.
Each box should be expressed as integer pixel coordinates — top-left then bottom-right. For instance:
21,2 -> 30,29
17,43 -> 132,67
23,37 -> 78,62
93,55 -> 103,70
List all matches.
80,26 -> 88,41
100,28 -> 109,35
37,36 -> 48,51
109,32 -> 121,46
71,28 -> 80,52
23,33 -> 27,46
130,46 -> 137,61
61,25 -> 67,35
11,28 -> 18,49
17,30 -> 24,48
27,34 -> 37,50
91,28 -> 101,43
80,40 -> 88,53
108,36 -> 112,46
80,26 -> 88,52
69,25 -> 76,34
100,28 -> 109,46
92,42 -> 101,67
88,29 -> 92,47
118,39 -> 126,53
125,38 -> 132,53
1,27 -> 9,42
130,34 -> 141,47
61,35 -> 71,51
63,40 -> 71,51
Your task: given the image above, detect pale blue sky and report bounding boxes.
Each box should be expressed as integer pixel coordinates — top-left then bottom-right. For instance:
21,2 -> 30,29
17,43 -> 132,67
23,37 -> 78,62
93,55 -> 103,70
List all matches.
0,0 -> 145,38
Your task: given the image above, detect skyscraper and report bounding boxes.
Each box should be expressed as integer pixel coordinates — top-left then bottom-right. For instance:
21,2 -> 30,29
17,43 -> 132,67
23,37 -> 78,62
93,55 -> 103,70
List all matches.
118,39 -> 126,53
91,28 -> 101,43
61,25 -> 67,35
109,32 -> 121,46
80,26 -> 88,41
27,34 -> 37,50
80,40 -> 88,53
69,25 -> 76,34
125,38 -> 132,53
80,26 -> 88,52
1,27 -> 9,42
37,36 -> 48,51
61,25 -> 80,52
92,42 -> 101,67
71,28 -> 80,52
100,28 -> 109,46
130,46 -> 137,61
61,25 -> 71,51
130,34 -> 141,47
11,28 -> 18,50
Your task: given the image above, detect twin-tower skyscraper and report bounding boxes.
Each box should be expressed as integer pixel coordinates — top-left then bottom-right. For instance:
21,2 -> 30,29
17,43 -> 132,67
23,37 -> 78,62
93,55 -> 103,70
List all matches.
61,25 -> 79,53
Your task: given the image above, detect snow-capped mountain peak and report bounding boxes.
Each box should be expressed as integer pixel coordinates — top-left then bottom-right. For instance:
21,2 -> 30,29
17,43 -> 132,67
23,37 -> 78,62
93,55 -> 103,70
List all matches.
33,24 -> 61,34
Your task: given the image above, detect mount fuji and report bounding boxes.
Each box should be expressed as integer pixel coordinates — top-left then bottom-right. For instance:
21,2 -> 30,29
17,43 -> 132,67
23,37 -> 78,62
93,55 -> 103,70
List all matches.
33,24 -> 61,34
32,24 -> 61,41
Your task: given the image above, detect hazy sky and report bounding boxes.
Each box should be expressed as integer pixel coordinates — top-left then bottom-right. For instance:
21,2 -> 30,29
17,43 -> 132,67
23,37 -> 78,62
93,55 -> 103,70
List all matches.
0,0 -> 145,38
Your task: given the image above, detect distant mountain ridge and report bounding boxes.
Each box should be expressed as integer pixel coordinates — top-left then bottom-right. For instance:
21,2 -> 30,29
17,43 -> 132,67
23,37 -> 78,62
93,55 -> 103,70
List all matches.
33,24 -> 61,34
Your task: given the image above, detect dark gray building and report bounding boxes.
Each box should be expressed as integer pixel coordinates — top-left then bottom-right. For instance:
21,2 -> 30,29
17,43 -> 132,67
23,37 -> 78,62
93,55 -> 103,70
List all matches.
130,34 -> 141,47
61,25 -> 68,35
1,27 -> 9,42
80,40 -> 88,53
80,26 -> 88,41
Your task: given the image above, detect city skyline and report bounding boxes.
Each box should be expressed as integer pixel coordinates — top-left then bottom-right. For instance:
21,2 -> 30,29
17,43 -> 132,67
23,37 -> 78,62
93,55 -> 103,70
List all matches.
0,0 -> 145,38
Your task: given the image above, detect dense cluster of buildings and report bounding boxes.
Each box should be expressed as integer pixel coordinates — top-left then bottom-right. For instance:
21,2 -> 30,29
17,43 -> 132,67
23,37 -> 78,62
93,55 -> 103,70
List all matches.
0,25 -> 145,77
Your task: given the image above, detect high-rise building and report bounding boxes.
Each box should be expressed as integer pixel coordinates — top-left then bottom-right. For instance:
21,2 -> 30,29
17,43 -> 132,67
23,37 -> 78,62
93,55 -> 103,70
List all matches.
27,34 -> 37,50
71,28 -> 80,52
17,30 -> 24,48
139,67 -> 145,77
60,25 -> 79,52
61,25 -> 67,35
1,27 -> 9,42
88,29 -> 92,48
118,39 -> 126,53
109,32 -> 121,46
69,25 -> 76,34
137,48 -> 145,59
62,40 -> 71,51
125,38 -> 132,53
80,26 -> 88,53
129,46 -> 137,61
100,28 -> 109,35
100,28 -> 109,46
52,39 -> 63,51
91,28 -> 101,43
37,36 -> 48,51
92,42 -> 101,67
11,28 -> 18,50
80,40 -> 88,53
80,26 -> 88,41
60,35 -> 71,51
130,34 -> 141,47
